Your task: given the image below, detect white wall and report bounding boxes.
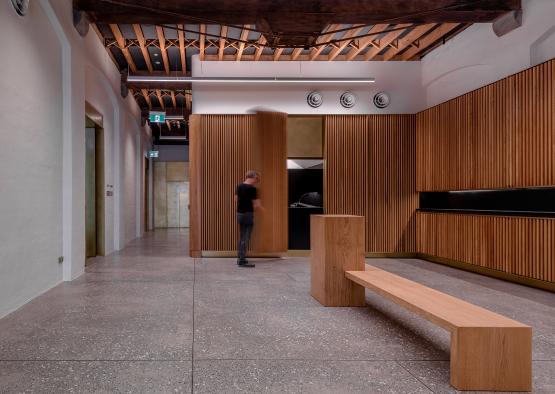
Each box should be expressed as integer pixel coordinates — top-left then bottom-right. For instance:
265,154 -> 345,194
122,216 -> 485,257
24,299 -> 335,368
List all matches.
422,0 -> 555,107
0,0 -> 151,318
0,1 -> 63,318
192,57 -> 423,114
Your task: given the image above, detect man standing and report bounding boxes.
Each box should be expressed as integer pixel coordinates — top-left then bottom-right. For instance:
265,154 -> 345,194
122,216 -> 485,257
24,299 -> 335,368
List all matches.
235,170 -> 263,268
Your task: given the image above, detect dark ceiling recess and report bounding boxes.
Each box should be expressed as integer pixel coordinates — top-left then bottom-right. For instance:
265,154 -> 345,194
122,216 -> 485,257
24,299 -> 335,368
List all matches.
78,0 -> 521,145
76,0 -> 520,47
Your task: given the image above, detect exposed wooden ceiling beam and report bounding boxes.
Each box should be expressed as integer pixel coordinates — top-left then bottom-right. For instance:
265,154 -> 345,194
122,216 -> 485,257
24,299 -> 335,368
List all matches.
364,23 -> 412,60
155,26 -> 170,74
401,23 -> 460,60
185,93 -> 192,111
273,47 -> 284,61
236,25 -> 251,61
345,24 -> 389,60
170,91 -> 177,108
132,24 -> 153,73
254,35 -> 267,61
218,25 -> 228,61
309,24 -> 341,61
328,24 -> 364,61
290,47 -> 303,61
156,89 -> 165,109
141,88 -> 152,109
381,23 -> 437,61
199,24 -> 206,61
109,24 -> 137,71
203,53 -> 408,61
177,24 -> 186,74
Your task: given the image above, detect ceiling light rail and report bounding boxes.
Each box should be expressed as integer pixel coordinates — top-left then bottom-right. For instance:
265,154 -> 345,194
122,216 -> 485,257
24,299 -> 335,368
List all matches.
127,75 -> 375,84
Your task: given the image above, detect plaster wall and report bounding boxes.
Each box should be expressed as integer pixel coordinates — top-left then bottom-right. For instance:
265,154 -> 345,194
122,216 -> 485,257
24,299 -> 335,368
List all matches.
0,0 -> 151,318
0,1 -> 63,318
422,0 -> 555,107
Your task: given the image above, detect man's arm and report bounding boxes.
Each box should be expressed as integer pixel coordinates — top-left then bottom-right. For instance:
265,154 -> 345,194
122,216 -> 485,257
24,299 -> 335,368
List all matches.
253,199 -> 264,211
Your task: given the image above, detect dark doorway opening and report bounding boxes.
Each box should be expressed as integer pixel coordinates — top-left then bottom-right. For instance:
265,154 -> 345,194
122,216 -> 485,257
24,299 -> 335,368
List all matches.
85,114 -> 105,262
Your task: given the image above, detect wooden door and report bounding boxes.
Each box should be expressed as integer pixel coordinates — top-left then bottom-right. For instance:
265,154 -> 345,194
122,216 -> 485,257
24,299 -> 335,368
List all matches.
188,112 -> 288,256
251,111 -> 288,253
85,127 -> 96,258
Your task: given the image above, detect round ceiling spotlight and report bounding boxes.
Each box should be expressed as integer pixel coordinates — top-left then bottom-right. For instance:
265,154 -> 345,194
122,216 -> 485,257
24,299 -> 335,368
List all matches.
307,91 -> 323,108
11,0 -> 30,16
340,92 -> 356,108
373,92 -> 390,109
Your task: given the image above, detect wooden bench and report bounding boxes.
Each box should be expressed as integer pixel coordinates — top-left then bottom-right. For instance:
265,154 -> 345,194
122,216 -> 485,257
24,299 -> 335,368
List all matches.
310,215 -> 532,392
346,265 -> 532,392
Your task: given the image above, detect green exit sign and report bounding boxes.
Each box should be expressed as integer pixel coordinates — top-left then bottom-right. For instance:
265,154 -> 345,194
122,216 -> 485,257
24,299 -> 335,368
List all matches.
149,111 -> 166,123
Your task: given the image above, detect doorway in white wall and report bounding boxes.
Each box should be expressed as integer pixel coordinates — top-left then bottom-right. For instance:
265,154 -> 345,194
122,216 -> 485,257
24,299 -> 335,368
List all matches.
85,112 -> 105,263
154,161 -> 189,229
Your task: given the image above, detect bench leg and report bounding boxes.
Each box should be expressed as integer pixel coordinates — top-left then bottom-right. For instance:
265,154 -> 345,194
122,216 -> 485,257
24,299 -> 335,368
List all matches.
450,327 -> 532,391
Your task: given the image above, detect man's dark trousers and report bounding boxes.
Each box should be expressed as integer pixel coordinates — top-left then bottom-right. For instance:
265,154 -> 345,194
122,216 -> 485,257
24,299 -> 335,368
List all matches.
237,212 -> 254,260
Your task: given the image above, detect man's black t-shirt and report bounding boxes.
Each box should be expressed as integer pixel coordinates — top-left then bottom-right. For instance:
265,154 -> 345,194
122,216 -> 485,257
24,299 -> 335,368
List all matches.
236,183 -> 258,213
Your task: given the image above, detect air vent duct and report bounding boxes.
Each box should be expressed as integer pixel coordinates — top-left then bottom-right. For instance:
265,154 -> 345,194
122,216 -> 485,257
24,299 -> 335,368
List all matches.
373,92 -> 390,109
307,91 -> 323,108
340,92 -> 356,108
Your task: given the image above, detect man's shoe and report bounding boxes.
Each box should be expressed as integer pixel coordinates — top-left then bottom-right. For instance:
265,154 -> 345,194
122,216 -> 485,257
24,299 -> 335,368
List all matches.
237,259 -> 255,268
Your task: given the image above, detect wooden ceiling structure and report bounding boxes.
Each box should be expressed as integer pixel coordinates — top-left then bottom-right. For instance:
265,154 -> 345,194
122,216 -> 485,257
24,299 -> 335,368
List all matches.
77,0 -> 521,143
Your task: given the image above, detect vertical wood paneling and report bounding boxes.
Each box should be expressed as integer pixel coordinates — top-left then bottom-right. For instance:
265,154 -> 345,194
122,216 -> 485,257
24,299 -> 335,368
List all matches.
417,211 -> 555,283
417,58 -> 555,191
188,115 -> 201,257
189,113 -> 287,254
253,111 -> 288,253
325,115 -> 417,253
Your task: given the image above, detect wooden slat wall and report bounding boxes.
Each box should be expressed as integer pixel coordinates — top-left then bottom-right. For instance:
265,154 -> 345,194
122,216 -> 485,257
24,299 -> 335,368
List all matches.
417,211 -> 555,283
324,115 -> 418,253
189,115 -> 202,257
189,113 -> 287,254
254,112 -> 288,253
417,58 -> 555,191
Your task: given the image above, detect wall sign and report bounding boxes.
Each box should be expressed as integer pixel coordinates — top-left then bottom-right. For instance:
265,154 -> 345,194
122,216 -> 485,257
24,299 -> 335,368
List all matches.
149,111 -> 166,123
148,150 -> 159,158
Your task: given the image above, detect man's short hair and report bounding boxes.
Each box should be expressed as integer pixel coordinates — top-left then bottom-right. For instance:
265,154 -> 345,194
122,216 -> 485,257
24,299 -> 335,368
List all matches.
245,170 -> 260,179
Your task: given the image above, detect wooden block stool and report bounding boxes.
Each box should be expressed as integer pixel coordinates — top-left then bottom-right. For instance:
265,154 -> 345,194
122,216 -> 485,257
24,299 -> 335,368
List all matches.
310,215 -> 366,306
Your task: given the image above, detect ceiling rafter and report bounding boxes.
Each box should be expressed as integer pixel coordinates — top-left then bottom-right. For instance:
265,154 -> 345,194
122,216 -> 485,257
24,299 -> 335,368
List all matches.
177,24 -> 186,74
345,24 -> 389,60
185,93 -> 192,111
381,23 -> 437,60
141,88 -> 152,109
218,25 -> 228,61
132,24 -> 153,72
290,47 -> 303,61
236,25 -> 250,61
364,23 -> 412,60
254,35 -> 267,61
156,89 -> 165,109
328,24 -> 365,61
199,24 -> 206,61
273,47 -> 284,61
401,23 -> 460,60
309,24 -> 342,61
170,91 -> 177,108
109,24 -> 137,71
155,25 -> 170,74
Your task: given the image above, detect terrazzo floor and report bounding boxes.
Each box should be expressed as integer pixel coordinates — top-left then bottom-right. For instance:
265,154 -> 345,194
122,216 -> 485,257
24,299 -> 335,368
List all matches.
0,229 -> 554,393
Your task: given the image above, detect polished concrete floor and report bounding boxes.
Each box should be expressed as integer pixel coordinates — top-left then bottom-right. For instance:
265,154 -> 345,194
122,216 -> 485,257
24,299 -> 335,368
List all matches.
0,229 -> 554,393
